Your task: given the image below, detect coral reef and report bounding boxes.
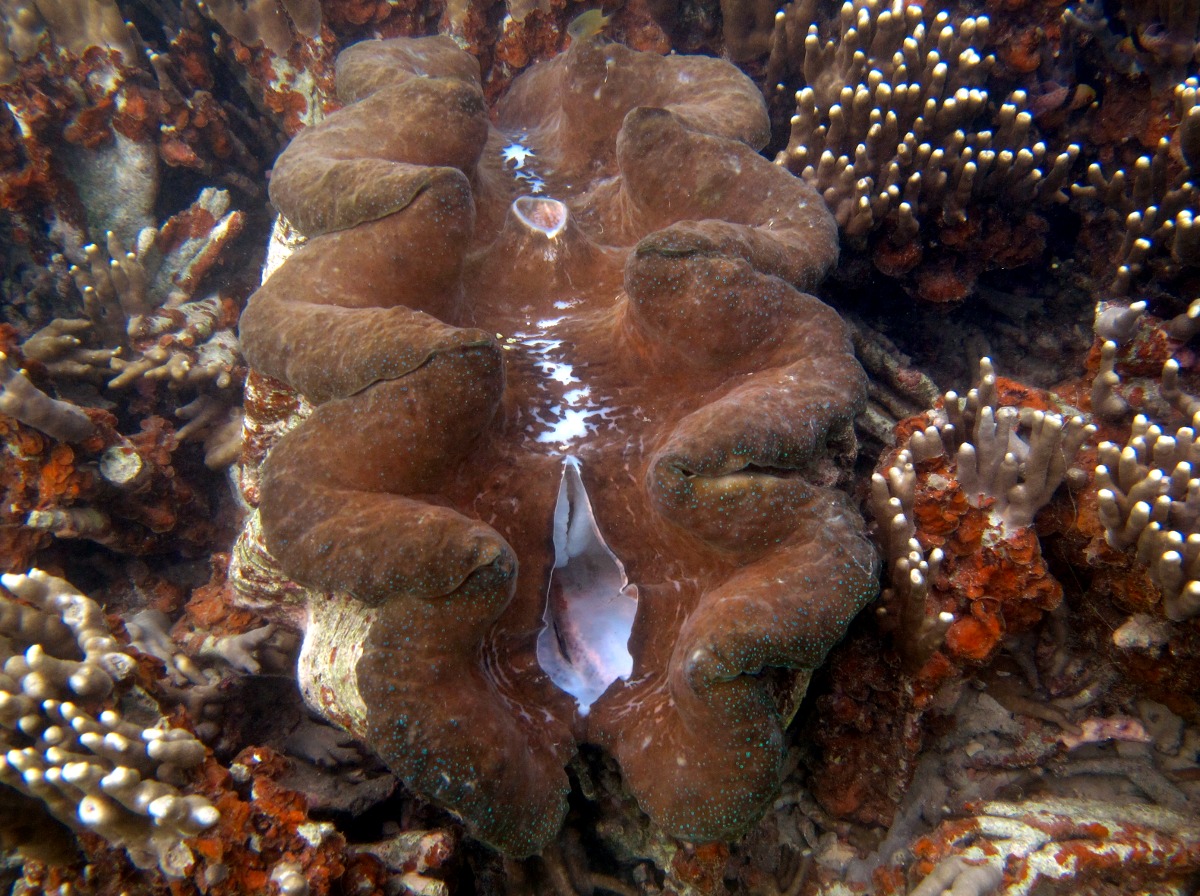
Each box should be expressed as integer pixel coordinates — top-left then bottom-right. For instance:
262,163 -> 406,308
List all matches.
869,675 -> 1200,896
0,569 -> 448,896
0,343 -> 227,571
0,350 -> 95,443
0,569 -> 218,875
1,0 -> 1199,892
55,188 -> 248,470
785,352 -> 1200,895
769,0 -> 1077,302
1095,412 -> 1200,620
801,360 -> 1091,830
871,358 -> 1094,671
1071,77 -> 1200,301
0,190 -> 246,578
235,32 -> 878,857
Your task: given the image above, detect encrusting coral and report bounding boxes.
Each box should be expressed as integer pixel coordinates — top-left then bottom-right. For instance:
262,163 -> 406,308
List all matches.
235,32 -> 878,856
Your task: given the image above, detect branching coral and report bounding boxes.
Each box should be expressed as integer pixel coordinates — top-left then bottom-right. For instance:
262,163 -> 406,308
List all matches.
769,0 -> 1078,301
0,0 -> 161,262
67,189 -> 243,377
0,570 -> 413,895
871,358 -> 1094,669
235,33 -> 878,856
1095,412 -> 1200,619
1072,77 -> 1200,297
0,0 -> 298,221
201,0 -> 322,56
194,0 -> 337,141
892,679 -> 1200,896
12,188 -> 249,469
799,520 -> 1200,895
0,570 -> 219,876
1116,0 -> 1200,71
0,340 -> 233,572
0,350 -> 94,442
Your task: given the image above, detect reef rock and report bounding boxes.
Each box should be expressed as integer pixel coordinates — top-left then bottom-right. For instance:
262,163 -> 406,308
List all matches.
235,33 -> 878,856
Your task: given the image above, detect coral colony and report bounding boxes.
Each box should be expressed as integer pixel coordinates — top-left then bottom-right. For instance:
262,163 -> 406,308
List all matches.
1,0 -> 1199,894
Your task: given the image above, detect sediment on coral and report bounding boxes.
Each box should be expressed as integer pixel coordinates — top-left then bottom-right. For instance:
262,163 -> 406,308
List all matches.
235,32 -> 878,856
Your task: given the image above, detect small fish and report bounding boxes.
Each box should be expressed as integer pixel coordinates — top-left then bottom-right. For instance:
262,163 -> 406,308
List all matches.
567,8 -> 611,42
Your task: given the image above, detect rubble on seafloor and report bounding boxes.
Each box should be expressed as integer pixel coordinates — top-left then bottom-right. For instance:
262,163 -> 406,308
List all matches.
0,0 -> 1198,894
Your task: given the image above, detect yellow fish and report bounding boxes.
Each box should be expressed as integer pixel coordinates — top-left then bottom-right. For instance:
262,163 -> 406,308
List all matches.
567,8 -> 611,41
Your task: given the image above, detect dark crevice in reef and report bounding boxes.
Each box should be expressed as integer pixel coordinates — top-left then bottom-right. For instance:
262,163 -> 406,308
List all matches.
826,246 -> 1095,398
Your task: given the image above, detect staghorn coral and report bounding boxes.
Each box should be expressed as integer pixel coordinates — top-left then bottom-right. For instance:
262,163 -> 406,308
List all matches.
769,0 -> 1078,302
1085,297 -> 1190,425
0,0 -> 291,281
791,352 -> 1200,892
0,1 -> 264,525
1018,311 -> 1200,727
234,33 -> 878,856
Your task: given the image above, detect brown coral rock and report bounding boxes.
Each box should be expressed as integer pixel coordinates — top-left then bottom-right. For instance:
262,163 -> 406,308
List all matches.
238,34 -> 877,856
